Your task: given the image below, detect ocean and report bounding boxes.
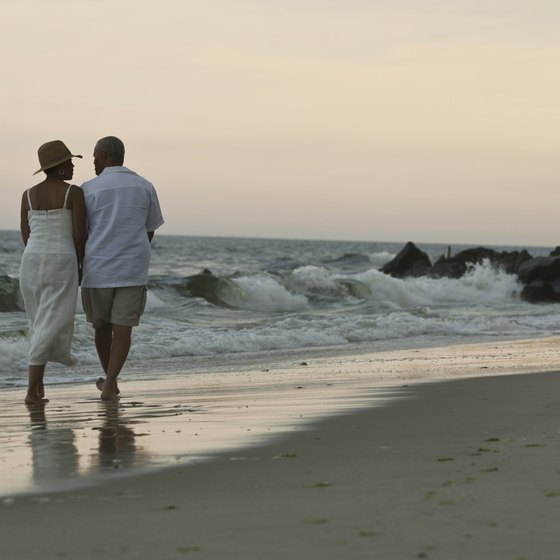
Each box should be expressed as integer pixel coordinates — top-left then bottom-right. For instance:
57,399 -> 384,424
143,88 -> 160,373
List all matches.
1,230 -> 558,388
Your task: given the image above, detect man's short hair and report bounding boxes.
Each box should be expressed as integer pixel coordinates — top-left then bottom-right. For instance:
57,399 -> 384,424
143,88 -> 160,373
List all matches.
96,136 -> 125,165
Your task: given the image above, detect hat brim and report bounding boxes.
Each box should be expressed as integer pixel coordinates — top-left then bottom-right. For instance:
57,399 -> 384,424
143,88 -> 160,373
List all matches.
33,154 -> 83,175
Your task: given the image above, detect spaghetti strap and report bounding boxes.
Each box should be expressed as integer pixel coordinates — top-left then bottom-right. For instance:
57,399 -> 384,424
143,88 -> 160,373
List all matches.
26,189 -> 32,210
63,185 -> 72,209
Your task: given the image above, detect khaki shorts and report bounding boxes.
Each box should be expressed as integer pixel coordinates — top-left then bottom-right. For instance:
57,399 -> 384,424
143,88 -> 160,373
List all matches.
81,286 -> 147,328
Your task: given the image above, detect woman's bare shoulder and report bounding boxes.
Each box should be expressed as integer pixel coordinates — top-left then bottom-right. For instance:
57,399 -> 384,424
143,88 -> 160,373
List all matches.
68,184 -> 85,197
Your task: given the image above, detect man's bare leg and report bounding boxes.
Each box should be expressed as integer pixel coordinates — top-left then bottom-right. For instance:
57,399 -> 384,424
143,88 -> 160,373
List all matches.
95,324 -> 111,373
101,324 -> 132,401
95,324 -> 120,395
25,365 -> 48,404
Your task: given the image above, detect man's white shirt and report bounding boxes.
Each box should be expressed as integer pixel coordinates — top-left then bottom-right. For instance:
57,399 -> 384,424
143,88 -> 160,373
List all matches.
81,166 -> 164,288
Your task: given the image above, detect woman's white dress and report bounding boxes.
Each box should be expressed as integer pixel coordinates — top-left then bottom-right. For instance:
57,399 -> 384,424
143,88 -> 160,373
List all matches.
19,187 -> 78,366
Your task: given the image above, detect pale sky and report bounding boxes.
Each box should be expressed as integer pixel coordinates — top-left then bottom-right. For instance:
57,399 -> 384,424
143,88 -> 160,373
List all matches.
2,0 -> 560,246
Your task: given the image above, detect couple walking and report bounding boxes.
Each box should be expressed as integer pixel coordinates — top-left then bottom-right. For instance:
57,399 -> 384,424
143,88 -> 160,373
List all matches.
19,137 -> 164,404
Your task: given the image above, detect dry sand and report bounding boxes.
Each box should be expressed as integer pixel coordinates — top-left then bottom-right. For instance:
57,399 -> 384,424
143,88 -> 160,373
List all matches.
1,337 -> 560,559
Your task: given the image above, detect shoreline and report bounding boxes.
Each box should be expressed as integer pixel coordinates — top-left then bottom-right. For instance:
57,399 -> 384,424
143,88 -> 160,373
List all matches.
2,336 -> 560,499
2,369 -> 560,558
6,332 -> 560,387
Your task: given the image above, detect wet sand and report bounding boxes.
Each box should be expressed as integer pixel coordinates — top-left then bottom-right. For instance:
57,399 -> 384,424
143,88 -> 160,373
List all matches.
1,338 -> 560,558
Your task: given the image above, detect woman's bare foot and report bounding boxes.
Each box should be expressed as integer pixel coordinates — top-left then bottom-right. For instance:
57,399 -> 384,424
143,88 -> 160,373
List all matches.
27,365 -> 46,405
25,394 -> 49,405
36,382 -> 45,399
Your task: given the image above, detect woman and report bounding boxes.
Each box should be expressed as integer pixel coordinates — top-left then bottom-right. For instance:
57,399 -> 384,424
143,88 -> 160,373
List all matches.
20,140 -> 86,404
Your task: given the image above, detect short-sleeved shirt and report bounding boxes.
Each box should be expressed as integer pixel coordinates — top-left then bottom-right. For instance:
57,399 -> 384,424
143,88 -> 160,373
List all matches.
81,166 -> 164,288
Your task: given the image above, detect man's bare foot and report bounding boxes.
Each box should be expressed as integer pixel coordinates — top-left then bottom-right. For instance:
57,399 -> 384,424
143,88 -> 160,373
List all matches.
96,377 -> 120,395
100,389 -> 120,401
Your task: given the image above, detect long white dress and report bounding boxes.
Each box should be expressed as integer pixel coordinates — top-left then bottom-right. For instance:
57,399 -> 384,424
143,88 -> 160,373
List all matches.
19,186 -> 78,366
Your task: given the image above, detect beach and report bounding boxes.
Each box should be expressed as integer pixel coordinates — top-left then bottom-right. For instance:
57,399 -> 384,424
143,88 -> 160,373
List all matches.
1,337 -> 560,559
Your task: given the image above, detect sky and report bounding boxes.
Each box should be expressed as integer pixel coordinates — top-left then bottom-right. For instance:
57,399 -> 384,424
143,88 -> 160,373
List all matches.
2,0 -> 560,247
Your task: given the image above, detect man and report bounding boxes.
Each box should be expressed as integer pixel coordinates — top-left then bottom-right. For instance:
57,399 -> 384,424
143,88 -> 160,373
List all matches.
81,136 -> 164,400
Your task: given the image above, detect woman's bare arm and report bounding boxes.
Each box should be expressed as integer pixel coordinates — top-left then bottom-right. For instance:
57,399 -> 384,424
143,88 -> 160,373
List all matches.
69,186 -> 87,280
20,191 -> 30,246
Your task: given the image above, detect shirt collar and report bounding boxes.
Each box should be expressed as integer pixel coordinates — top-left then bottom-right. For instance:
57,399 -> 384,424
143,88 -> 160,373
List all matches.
100,166 -> 129,174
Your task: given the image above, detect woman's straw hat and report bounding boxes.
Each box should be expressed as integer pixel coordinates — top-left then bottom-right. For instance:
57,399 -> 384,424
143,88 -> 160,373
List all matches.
33,140 -> 82,175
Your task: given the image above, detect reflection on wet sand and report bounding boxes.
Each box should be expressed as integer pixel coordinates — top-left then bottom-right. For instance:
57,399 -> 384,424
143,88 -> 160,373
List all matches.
23,399 -> 147,493
5,394 -> 203,496
27,403 -> 79,485
3,374 -> 395,497
94,401 -> 139,471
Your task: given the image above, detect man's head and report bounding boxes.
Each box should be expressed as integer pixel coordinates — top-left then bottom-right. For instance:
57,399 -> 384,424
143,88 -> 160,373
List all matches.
93,136 -> 125,176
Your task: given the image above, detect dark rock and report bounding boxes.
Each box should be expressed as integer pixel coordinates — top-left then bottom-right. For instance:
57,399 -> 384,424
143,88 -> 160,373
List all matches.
517,256 -> 560,302
521,280 -> 560,303
431,247 -> 532,278
379,241 -> 560,304
380,242 -> 432,278
517,257 -> 560,284
431,256 -> 469,279
501,249 -> 533,274
550,278 -> 560,296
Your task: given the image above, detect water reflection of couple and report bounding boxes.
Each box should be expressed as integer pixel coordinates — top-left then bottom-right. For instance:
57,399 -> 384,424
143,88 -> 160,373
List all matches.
19,137 -> 164,404
27,403 -> 78,483
27,402 -> 137,482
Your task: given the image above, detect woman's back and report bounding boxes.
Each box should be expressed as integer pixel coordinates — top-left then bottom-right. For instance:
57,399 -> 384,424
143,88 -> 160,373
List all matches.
25,185 -> 76,256
20,182 -> 79,368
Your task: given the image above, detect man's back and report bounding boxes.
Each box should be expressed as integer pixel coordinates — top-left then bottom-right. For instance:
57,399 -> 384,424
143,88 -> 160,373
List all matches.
81,166 -> 164,288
